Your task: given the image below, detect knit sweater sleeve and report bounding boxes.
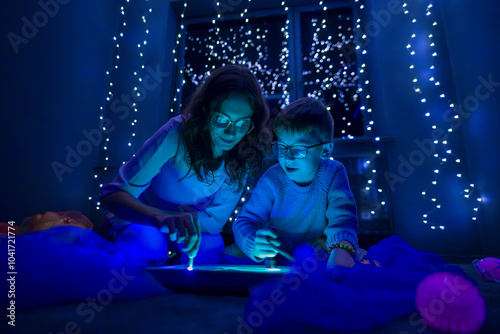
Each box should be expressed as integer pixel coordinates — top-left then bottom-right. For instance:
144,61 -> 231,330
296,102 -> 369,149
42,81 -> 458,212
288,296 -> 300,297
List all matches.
324,161 -> 359,249
232,171 -> 276,262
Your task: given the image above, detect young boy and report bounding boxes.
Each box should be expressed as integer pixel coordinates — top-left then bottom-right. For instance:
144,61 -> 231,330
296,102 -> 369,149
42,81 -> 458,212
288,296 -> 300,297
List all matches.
232,97 -> 360,268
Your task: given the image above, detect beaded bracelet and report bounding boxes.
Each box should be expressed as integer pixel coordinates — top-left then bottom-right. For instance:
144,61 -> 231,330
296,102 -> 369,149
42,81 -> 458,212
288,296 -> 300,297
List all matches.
328,243 -> 356,256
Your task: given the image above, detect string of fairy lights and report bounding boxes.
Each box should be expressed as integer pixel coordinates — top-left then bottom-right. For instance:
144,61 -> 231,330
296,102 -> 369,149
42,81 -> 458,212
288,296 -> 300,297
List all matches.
301,0 -> 385,221
354,0 -> 387,222
303,1 -> 361,135
91,0 -> 152,211
169,0 -> 188,115
353,0 -> 385,221
279,1 -> 291,106
403,1 -> 480,229
130,2 -> 153,151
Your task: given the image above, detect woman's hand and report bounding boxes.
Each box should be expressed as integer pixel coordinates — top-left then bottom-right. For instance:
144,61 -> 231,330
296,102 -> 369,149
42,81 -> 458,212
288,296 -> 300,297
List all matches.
252,227 -> 281,259
327,242 -> 355,270
150,212 -> 201,258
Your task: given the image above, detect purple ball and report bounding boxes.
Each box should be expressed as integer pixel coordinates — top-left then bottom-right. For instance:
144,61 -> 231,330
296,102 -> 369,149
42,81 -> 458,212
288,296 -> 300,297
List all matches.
415,272 -> 486,333
473,257 -> 500,282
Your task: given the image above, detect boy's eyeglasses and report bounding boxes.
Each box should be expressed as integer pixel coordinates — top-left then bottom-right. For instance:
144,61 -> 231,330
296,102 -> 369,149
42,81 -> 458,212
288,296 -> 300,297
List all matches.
272,142 -> 328,159
211,114 -> 254,134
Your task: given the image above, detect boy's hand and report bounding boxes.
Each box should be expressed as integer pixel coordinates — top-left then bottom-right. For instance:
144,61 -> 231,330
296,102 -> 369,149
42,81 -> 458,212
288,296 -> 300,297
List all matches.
327,243 -> 355,270
253,228 -> 281,259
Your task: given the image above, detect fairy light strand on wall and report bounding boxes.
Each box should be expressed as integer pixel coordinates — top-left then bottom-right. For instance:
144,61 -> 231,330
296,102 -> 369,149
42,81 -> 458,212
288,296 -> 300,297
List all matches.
352,0 -> 386,220
91,0 -> 129,211
279,1 -> 291,106
403,1 -> 480,229
303,2 -> 360,136
91,0 -> 152,211
169,0 -> 188,115
353,0 -> 374,136
301,1 -> 386,221
127,0 -> 153,154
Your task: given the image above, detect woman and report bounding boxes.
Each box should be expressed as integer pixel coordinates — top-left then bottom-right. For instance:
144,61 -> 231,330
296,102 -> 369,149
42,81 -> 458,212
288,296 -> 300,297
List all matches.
99,65 -> 270,265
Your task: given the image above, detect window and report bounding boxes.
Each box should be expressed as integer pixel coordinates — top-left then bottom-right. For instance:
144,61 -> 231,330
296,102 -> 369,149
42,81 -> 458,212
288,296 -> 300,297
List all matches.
181,3 -> 364,138
300,7 -> 364,137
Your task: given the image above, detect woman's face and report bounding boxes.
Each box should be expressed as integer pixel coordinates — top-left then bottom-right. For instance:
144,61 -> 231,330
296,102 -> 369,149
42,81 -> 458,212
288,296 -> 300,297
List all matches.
209,94 -> 254,158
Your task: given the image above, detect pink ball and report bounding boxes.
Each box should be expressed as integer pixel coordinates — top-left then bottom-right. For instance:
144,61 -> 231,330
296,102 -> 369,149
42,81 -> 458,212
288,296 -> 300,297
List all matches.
415,272 -> 486,334
472,257 -> 500,282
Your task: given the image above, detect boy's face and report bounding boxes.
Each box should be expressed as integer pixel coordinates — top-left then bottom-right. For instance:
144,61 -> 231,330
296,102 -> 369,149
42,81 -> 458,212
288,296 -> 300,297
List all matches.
276,130 -> 331,186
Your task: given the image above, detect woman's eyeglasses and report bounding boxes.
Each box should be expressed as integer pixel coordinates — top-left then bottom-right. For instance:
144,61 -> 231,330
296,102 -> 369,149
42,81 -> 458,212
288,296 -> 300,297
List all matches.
211,114 -> 254,134
271,142 -> 328,159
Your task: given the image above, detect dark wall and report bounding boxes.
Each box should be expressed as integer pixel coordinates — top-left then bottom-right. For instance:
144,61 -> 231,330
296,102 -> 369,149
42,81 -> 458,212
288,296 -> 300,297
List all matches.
438,1 -> 500,255
1,0 -> 120,222
365,0 -> 500,256
1,0 -> 177,224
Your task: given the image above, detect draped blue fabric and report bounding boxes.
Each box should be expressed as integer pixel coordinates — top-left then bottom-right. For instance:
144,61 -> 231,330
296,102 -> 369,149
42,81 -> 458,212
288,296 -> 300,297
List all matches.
0,226 -> 168,309
243,235 -> 473,333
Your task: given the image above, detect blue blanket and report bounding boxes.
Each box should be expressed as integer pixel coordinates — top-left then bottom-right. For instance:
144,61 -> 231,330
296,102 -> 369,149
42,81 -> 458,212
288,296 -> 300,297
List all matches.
242,235 -> 471,333
1,226 -> 168,309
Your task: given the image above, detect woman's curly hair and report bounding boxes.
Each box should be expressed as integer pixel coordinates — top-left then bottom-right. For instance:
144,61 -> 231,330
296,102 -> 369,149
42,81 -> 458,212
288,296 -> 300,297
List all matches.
181,65 -> 271,192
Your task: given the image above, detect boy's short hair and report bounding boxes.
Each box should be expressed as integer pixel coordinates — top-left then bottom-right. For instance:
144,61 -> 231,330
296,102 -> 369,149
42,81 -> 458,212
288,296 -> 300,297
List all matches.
273,97 -> 334,141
